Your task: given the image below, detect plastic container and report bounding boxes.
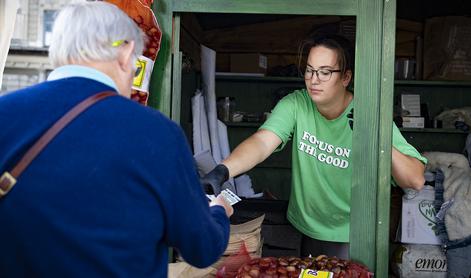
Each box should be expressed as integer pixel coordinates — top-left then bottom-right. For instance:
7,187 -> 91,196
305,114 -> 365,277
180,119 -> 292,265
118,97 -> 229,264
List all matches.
217,97 -> 235,122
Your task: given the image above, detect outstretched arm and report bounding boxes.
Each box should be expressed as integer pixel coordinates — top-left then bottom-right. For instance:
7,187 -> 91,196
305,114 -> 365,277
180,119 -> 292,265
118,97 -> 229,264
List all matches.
391,147 -> 425,190
222,129 -> 282,178
162,125 -> 231,268
200,129 -> 282,195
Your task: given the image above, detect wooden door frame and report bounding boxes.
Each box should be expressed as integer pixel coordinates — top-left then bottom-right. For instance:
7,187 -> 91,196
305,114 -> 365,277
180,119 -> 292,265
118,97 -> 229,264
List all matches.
150,1 -> 397,275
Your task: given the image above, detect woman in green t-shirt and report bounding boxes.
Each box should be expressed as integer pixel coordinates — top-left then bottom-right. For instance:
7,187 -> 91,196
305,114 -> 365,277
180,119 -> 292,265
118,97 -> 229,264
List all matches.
202,34 -> 426,259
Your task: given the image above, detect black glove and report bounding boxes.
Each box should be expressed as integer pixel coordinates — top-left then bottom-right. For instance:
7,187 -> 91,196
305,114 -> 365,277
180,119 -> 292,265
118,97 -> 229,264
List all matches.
200,164 -> 229,195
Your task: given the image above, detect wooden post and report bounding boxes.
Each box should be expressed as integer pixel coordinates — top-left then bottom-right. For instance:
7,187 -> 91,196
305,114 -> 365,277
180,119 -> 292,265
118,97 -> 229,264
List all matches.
376,0 -> 396,276
149,0 -> 173,116
350,0 -> 390,273
171,13 -> 182,123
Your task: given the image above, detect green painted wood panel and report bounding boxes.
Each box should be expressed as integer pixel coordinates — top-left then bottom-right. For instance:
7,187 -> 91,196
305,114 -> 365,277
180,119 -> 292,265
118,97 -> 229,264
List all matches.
376,0 -> 397,276
215,77 -> 304,115
171,14 -> 182,123
395,80 -> 471,87
179,72 -> 200,148
401,132 -> 468,153
394,85 -> 471,122
149,0 -> 173,115
349,0 -> 384,270
227,127 -> 292,168
247,167 -> 292,200
172,52 -> 182,123
172,0 -> 357,16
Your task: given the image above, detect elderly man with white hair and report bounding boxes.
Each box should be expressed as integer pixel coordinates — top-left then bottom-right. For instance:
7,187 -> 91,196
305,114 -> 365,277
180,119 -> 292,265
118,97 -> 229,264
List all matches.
0,2 -> 232,277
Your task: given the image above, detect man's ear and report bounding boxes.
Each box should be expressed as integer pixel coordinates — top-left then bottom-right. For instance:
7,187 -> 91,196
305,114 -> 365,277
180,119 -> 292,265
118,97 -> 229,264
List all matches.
342,69 -> 352,88
118,40 -> 135,72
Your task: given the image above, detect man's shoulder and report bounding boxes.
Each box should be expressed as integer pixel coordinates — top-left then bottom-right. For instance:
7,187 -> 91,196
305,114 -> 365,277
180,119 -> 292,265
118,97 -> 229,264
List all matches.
2,77 -> 113,98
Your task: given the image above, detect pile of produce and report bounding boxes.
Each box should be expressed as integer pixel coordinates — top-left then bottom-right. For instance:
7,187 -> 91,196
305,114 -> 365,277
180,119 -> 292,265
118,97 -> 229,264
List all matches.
235,255 -> 372,278
105,0 -> 162,105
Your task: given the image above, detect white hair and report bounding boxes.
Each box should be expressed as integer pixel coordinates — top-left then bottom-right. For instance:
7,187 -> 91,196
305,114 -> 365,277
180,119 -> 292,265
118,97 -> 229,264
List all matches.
49,1 -> 145,67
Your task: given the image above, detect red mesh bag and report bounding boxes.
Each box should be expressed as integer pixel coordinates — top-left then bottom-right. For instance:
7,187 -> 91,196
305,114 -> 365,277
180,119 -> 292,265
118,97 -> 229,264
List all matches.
105,0 -> 162,105
216,242 -> 253,278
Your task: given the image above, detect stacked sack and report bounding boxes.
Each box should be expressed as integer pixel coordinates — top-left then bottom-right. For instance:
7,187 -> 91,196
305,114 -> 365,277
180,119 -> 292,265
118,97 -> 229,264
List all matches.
169,215 -> 264,278
221,215 -> 264,260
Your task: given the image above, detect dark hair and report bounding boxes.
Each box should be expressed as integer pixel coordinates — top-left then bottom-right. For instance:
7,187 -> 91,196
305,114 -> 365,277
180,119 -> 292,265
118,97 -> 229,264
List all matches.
298,33 -> 355,79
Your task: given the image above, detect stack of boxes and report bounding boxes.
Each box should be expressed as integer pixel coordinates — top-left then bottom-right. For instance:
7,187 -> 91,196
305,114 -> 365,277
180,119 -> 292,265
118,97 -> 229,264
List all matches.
395,185 -> 447,277
400,186 -> 440,245
401,94 -> 424,128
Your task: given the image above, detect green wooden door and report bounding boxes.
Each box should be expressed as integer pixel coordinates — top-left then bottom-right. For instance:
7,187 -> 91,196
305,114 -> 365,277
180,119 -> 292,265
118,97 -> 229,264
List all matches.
150,1 -> 397,276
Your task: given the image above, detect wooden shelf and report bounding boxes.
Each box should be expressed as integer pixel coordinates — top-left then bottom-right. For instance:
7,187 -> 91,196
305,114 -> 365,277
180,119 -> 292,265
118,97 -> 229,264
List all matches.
216,76 -> 471,87
400,128 -> 469,134
394,80 -> 471,87
225,122 -> 262,127
224,122 -> 469,134
224,124 -> 469,134
225,124 -> 469,134
216,74 -> 304,83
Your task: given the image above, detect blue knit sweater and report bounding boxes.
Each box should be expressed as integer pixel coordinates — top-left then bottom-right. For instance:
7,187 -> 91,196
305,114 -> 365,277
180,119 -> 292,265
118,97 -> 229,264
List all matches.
0,77 -> 229,277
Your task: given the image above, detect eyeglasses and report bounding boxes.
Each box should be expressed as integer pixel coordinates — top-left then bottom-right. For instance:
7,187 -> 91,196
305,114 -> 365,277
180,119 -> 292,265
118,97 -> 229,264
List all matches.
112,40 -> 143,78
304,67 -> 341,82
111,39 -> 128,47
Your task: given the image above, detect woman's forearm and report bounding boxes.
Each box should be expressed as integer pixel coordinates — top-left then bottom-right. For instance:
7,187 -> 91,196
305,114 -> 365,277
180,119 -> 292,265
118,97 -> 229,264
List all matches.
391,147 -> 425,190
222,129 -> 281,178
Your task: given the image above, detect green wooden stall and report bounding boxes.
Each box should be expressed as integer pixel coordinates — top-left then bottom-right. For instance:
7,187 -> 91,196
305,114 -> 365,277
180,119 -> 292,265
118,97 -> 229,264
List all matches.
149,0 -> 397,276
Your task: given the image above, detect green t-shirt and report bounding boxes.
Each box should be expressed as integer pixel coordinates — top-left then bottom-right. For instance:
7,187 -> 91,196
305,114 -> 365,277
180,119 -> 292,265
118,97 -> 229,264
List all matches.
260,89 -> 427,242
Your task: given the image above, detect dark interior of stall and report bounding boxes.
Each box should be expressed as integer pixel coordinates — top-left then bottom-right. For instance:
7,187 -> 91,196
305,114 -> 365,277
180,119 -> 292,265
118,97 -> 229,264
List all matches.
176,0 -> 470,276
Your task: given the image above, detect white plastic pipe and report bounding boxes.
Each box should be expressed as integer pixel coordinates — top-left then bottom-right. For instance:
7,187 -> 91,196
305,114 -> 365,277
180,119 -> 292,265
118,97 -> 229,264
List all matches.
0,0 -> 19,89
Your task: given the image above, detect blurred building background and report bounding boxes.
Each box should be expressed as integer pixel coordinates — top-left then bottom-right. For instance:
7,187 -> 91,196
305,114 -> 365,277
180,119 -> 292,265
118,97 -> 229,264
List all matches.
1,0 -> 71,94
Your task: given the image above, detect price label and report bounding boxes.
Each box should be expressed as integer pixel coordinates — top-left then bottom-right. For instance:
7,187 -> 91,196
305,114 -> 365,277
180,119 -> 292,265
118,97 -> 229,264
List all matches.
299,269 -> 333,278
132,55 -> 154,92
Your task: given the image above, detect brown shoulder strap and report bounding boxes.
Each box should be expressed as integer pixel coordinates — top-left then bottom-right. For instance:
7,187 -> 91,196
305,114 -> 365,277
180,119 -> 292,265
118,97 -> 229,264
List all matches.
0,91 -> 117,198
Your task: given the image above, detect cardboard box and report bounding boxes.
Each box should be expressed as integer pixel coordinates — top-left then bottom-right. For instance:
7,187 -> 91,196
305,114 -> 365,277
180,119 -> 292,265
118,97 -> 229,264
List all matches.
230,53 -> 267,74
402,117 -> 425,128
400,186 -> 441,245
396,19 -> 423,57
424,16 -> 471,81
392,244 -> 447,278
401,94 -> 421,116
